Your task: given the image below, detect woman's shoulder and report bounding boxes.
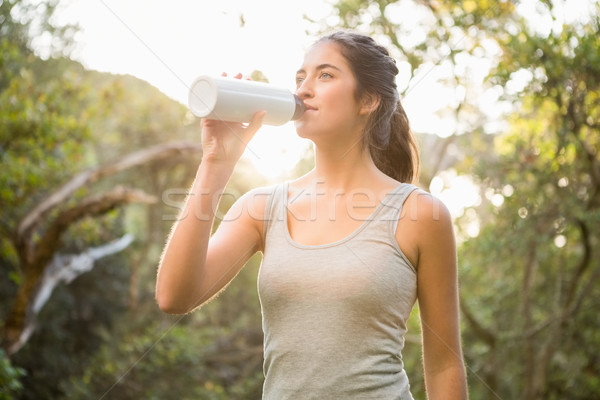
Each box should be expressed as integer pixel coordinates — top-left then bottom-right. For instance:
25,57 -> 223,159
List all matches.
404,188 -> 452,226
395,187 -> 454,268
236,184 -> 281,219
402,189 -> 454,259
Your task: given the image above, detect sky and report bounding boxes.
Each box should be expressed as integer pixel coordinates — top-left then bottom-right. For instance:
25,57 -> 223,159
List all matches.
55,0 -> 334,178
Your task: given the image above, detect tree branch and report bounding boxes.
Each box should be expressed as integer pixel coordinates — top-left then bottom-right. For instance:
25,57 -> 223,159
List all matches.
564,219 -> 592,309
460,298 -> 496,346
32,234 -> 135,314
6,234 -> 135,355
3,187 -> 155,355
30,186 -> 155,271
16,141 -> 201,246
521,243 -> 539,400
570,261 -> 600,318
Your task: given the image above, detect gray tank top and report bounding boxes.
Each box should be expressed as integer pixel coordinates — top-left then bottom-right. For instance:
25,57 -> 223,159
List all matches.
258,182 -> 418,399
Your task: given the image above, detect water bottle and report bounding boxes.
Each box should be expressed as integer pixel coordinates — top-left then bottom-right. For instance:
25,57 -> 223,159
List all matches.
188,75 -> 305,126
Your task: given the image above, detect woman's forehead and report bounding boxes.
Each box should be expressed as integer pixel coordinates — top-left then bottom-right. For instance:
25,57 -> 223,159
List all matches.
298,41 -> 349,72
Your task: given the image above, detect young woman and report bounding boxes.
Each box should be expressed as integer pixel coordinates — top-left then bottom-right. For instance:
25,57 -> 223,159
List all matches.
156,31 -> 468,399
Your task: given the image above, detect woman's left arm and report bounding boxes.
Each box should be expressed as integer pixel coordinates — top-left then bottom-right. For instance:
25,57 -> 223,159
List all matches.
413,193 -> 468,399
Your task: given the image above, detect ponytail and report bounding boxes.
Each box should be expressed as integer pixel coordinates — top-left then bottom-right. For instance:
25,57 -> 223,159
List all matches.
369,100 -> 420,184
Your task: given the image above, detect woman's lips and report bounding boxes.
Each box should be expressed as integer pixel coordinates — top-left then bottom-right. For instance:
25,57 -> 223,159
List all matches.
303,103 -> 317,111
297,103 -> 316,121
304,103 -> 317,112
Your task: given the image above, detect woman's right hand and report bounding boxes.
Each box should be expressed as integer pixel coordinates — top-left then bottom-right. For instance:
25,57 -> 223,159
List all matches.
200,73 -> 265,168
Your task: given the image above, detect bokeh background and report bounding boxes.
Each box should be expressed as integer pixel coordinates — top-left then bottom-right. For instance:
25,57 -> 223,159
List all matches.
1,0 -> 599,399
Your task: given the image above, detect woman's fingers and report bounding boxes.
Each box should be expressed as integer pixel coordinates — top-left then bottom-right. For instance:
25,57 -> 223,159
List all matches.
236,110 -> 266,145
243,110 -> 266,139
220,72 -> 245,79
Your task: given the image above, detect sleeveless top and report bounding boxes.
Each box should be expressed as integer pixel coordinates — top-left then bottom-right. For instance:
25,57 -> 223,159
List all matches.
258,182 -> 418,400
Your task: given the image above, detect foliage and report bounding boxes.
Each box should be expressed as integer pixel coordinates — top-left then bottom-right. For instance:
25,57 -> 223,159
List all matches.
1,0 -> 203,397
324,0 -> 515,88
0,350 -> 25,400
59,256 -> 264,400
0,0 -> 97,288
9,249 -> 130,400
458,8 -> 600,398
0,58 -> 204,400
0,57 -> 92,232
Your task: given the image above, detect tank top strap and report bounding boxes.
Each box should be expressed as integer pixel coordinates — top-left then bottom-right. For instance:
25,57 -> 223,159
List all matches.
372,183 -> 420,236
380,183 -> 419,210
261,183 -> 286,244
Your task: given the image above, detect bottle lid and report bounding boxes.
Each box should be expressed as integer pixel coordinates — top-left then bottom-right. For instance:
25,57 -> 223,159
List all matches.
188,76 -> 217,117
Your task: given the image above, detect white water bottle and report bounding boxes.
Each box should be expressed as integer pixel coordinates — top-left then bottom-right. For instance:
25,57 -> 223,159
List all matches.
188,75 -> 305,126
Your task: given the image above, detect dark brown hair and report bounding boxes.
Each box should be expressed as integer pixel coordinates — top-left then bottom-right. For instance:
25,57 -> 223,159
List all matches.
315,31 -> 420,183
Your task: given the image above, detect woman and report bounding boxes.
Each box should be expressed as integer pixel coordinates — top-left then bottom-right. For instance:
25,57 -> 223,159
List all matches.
156,31 -> 468,399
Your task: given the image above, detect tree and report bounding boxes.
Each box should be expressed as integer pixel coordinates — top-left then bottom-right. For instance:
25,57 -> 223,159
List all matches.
0,0 -> 203,356
458,6 -> 600,399
324,0 -> 600,398
1,137 -> 202,354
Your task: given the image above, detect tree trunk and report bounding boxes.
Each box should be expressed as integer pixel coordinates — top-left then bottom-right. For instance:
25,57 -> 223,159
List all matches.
2,188 -> 154,355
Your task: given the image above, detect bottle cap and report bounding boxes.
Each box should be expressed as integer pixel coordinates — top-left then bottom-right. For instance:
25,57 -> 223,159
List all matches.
188,76 -> 217,118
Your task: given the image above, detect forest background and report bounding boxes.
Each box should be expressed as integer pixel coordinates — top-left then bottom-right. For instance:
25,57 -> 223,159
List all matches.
1,0 -> 599,399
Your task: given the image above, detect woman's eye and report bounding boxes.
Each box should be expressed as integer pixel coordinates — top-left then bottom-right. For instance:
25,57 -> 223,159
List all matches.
295,77 -> 304,85
320,72 -> 332,79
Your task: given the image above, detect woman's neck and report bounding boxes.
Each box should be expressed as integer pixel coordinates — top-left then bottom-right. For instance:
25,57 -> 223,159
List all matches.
308,142 -> 387,192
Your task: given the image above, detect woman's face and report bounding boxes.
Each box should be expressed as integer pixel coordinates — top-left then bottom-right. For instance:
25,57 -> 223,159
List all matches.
294,41 -> 367,143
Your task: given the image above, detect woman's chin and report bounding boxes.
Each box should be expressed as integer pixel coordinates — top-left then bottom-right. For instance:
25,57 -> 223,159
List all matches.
294,120 -> 310,137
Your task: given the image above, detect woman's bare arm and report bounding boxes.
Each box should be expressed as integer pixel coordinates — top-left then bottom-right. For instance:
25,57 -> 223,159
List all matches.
413,193 -> 468,399
156,107 -> 266,314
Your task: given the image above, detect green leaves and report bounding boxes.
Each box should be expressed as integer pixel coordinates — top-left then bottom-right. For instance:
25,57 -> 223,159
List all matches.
0,64 -> 91,232
59,259 -> 264,400
0,349 -> 25,400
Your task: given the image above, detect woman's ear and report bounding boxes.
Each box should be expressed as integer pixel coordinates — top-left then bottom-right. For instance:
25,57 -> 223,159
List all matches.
359,93 -> 381,115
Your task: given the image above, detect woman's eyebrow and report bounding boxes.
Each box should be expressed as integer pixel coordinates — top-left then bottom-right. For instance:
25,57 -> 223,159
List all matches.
296,63 -> 342,75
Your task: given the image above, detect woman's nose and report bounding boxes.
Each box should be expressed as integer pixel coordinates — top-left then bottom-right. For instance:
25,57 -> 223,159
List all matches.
296,79 -> 313,99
